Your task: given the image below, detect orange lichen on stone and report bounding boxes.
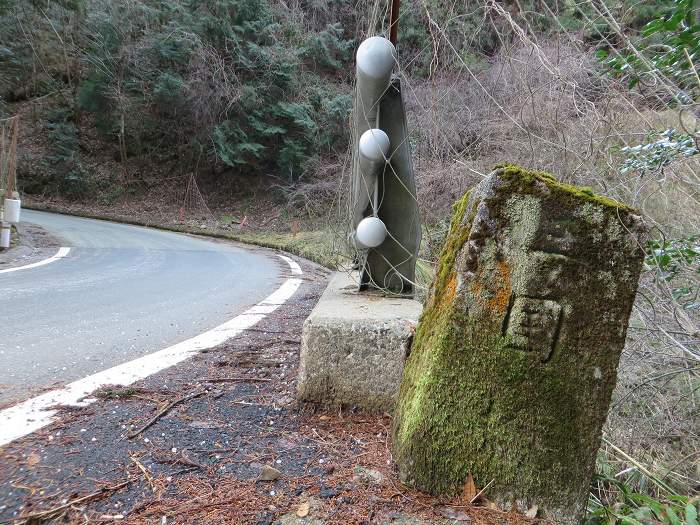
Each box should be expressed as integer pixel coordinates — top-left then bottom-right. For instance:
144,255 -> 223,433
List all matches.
470,278 -> 482,298
487,259 -> 511,314
443,273 -> 458,305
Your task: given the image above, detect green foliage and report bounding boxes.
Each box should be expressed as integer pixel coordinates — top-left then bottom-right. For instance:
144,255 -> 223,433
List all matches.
77,75 -> 113,130
31,0 -> 85,9
0,45 -> 22,103
300,23 -> 353,71
1,0 -> 356,191
1,0 -> 83,15
599,0 -> 700,95
212,120 -> 265,167
618,129 -> 699,175
212,95 -> 325,176
647,235 -> 700,309
624,2 -> 677,30
397,0 -> 586,76
587,472 -> 699,525
318,93 -> 352,149
0,0 -> 83,104
40,106 -> 92,199
650,235 -> 700,281
153,72 -> 186,115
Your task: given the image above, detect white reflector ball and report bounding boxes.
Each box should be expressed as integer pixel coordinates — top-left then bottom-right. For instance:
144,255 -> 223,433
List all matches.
356,36 -> 396,79
359,129 -> 390,162
356,216 -> 387,248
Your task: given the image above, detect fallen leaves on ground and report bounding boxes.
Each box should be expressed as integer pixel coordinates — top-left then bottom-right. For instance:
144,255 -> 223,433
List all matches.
26,451 -> 40,468
296,501 -> 310,517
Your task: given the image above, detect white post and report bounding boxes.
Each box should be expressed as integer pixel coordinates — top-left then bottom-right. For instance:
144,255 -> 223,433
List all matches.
0,222 -> 10,249
4,198 -> 20,224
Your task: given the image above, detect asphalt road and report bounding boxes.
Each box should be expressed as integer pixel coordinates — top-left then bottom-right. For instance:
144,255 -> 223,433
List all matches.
0,210 -> 283,404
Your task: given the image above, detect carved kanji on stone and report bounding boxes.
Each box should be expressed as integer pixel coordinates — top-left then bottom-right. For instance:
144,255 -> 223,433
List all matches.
504,297 -> 562,360
392,165 -> 647,525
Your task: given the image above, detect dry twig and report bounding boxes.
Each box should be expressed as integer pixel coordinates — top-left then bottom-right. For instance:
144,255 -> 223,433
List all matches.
126,390 -> 206,439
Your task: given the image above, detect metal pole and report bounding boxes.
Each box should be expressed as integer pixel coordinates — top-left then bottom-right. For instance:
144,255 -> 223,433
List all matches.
389,0 -> 400,46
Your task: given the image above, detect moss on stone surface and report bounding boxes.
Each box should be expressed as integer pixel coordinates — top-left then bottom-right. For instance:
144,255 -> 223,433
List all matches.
492,163 -> 636,212
392,165 -> 647,525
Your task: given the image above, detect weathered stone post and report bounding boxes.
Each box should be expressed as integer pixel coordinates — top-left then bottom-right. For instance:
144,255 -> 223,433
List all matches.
392,165 -> 647,524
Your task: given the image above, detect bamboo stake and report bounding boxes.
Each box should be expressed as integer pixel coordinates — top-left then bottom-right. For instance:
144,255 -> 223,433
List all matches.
6,117 -> 18,197
0,123 -> 6,192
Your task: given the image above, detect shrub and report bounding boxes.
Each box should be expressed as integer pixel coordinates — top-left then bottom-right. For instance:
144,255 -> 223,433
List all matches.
600,0 -> 700,97
300,23 -> 354,72
40,106 -> 93,199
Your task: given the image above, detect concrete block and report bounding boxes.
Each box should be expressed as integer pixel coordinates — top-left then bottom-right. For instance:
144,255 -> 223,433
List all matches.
298,272 -> 422,411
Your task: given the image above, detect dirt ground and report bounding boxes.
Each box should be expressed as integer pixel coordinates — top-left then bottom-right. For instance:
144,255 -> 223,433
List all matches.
0,220 -> 62,271
0,254 -> 539,525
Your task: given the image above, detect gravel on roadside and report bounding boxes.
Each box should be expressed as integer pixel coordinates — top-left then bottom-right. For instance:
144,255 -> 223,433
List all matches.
0,220 -> 62,271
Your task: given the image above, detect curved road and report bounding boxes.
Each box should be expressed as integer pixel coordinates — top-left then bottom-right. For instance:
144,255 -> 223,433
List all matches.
0,210 -> 283,404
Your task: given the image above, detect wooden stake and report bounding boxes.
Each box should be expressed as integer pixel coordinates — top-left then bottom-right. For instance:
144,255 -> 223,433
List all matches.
389,0 -> 400,45
7,117 -> 18,197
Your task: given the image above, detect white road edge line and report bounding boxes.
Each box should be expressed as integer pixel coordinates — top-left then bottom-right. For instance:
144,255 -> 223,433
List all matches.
0,246 -> 71,274
0,254 -> 303,447
278,254 -> 303,275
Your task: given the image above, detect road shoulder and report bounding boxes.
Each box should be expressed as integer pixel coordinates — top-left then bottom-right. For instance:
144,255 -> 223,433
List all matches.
0,254 -> 535,525
0,220 -> 63,271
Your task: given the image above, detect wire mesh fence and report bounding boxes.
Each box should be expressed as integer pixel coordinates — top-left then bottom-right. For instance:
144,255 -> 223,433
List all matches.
326,0 -> 700,508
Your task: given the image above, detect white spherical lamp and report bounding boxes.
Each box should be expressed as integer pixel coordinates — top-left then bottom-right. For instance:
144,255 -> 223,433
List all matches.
356,36 -> 396,79
356,216 -> 387,248
359,129 -> 390,162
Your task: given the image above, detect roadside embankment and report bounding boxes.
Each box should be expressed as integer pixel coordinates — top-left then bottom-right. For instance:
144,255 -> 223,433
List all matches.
23,198 -> 338,270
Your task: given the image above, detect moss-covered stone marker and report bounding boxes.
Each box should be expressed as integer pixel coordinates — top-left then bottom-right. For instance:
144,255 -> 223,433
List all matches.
392,165 -> 647,524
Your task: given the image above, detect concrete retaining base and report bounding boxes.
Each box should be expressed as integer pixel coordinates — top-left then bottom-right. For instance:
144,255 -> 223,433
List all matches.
297,272 -> 422,411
